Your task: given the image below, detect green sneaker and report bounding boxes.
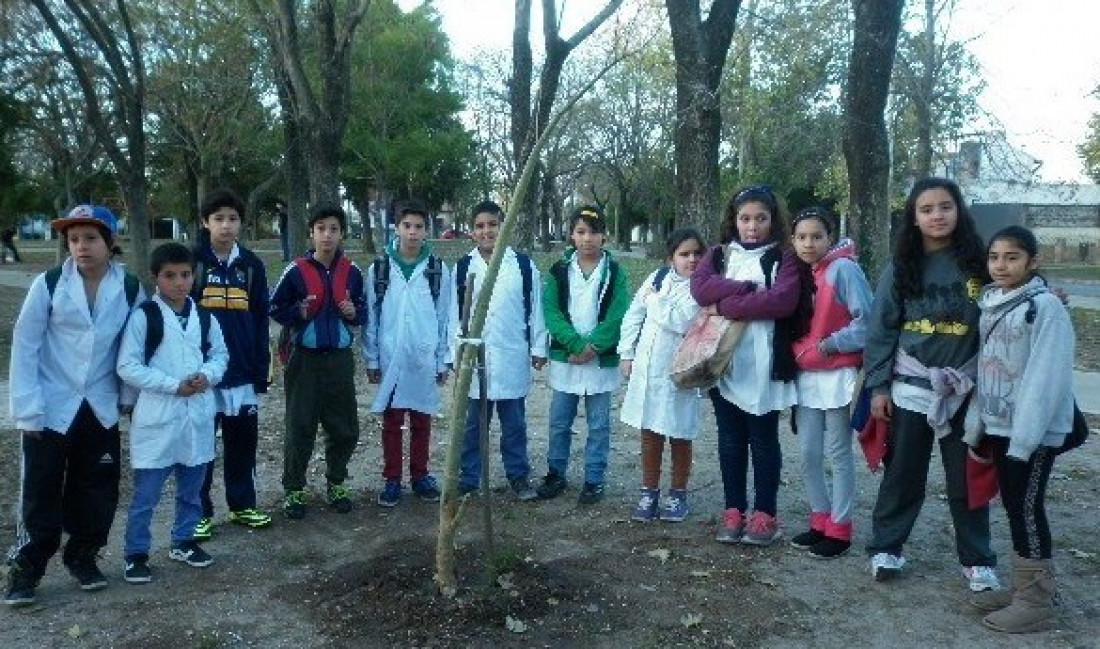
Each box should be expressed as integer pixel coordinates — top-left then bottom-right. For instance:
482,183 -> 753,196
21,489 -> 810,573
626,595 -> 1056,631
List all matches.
193,517 -> 214,541
228,508 -> 272,528
327,484 -> 353,514
284,490 -> 307,520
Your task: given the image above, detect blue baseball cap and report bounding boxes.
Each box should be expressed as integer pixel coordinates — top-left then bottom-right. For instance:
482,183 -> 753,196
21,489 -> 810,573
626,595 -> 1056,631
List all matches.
51,205 -> 119,236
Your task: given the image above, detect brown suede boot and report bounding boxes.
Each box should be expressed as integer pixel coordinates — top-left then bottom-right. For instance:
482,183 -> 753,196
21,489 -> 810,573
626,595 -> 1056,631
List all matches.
971,585 -> 1012,612
982,557 -> 1056,633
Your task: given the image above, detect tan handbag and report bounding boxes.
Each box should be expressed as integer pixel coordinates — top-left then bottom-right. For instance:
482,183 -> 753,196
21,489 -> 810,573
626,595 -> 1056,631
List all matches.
669,313 -> 746,389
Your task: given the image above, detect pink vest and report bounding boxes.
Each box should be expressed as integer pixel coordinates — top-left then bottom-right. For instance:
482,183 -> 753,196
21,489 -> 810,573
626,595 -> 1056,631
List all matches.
792,252 -> 863,372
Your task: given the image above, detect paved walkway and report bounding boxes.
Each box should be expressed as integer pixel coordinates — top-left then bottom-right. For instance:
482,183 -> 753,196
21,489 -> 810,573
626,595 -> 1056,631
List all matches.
0,267 -> 37,289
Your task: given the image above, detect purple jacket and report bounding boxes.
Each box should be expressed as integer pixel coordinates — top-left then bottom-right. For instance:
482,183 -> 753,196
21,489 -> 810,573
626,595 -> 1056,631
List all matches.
690,244 -> 801,321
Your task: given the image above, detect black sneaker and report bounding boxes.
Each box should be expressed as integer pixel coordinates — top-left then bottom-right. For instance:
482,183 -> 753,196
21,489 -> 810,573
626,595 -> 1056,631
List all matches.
4,557 -> 39,607
509,477 -> 538,501
168,541 -> 214,568
809,537 -> 851,559
536,470 -> 567,500
789,529 -> 826,550
123,554 -> 152,584
577,482 -> 605,505
66,556 -> 108,591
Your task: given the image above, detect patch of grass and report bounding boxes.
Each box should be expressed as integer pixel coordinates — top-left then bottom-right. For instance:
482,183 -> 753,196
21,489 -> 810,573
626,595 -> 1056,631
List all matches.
1072,307 -> 1100,371
1044,264 -> 1100,281
489,541 -> 527,575
194,631 -> 222,649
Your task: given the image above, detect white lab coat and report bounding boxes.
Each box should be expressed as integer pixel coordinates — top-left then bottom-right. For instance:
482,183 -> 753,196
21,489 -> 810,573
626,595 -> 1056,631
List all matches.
617,268 -> 701,439
117,296 -> 228,469
363,253 -> 457,415
458,248 -> 548,400
9,258 -> 145,433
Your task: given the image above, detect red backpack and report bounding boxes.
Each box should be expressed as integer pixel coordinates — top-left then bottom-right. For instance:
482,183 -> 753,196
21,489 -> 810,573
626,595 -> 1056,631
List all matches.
277,255 -> 354,363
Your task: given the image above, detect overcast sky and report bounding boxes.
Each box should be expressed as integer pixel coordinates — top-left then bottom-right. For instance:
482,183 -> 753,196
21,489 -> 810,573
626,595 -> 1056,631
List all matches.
401,0 -> 1100,183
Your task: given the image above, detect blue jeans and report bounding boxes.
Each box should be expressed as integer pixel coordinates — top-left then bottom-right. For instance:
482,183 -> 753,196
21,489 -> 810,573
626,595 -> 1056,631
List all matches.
460,398 -> 531,489
709,389 -> 782,516
124,464 -> 206,557
546,390 -> 613,485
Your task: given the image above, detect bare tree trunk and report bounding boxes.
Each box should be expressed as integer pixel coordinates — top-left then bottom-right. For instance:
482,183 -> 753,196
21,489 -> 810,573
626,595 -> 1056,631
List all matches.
258,0 -> 370,208
509,0 -> 624,249
732,0 -> 755,184
843,0 -> 904,280
914,0 -> 936,178
246,166 -> 284,243
664,0 -> 741,244
285,126 -> 310,258
351,193 -> 377,255
30,0 -> 152,280
122,171 -> 151,273
271,45 -> 309,259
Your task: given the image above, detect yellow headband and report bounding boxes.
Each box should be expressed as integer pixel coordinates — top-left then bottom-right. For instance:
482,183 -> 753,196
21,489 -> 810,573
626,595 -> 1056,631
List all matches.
579,209 -> 601,219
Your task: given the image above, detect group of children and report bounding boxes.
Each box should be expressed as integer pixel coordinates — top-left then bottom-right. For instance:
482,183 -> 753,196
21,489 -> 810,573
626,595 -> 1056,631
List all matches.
5,180 -> 1076,634
622,178 -> 1071,635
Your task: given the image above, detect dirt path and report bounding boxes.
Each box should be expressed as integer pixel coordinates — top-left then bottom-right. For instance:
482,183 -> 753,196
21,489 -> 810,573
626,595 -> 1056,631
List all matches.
1,365 -> 1098,648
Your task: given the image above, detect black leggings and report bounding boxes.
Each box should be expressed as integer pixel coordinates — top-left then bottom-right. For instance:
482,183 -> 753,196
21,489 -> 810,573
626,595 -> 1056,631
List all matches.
989,437 -> 1056,559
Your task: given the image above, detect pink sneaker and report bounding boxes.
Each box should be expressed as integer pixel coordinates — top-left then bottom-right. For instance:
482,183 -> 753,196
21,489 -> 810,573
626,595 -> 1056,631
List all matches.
716,508 -> 745,543
742,511 -> 781,546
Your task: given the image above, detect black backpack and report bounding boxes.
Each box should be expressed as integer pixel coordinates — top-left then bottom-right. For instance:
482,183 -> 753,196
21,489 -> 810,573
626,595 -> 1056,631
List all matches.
371,254 -> 443,310
455,252 -> 535,344
138,300 -> 212,365
45,265 -> 141,312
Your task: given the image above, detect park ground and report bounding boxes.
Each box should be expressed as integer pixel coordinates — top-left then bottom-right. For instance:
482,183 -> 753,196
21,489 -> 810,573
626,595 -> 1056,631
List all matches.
0,240 -> 1097,648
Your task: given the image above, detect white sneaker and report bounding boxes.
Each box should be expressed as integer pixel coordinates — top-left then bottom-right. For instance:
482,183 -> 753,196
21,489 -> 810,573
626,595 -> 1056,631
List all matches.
962,565 -> 1001,592
870,553 -> 906,581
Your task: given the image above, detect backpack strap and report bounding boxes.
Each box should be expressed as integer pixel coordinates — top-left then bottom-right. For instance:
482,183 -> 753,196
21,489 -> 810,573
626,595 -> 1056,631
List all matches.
652,266 -> 671,292
425,254 -> 443,301
197,305 -> 212,361
455,254 -> 473,324
516,252 -> 534,345
44,266 -> 63,315
293,258 -> 325,319
761,246 -> 782,289
45,266 -> 62,297
711,246 -> 725,274
122,272 -> 140,308
329,255 -> 353,305
139,300 -> 212,364
455,252 -> 534,346
550,256 -> 618,325
596,259 -> 620,322
550,259 -> 571,327
984,293 -> 1039,344
372,256 -> 390,311
46,265 -> 139,312
139,301 -> 164,365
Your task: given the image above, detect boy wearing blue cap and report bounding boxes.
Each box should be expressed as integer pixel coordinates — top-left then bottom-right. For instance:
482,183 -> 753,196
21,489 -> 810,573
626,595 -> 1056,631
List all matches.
6,205 -> 144,606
